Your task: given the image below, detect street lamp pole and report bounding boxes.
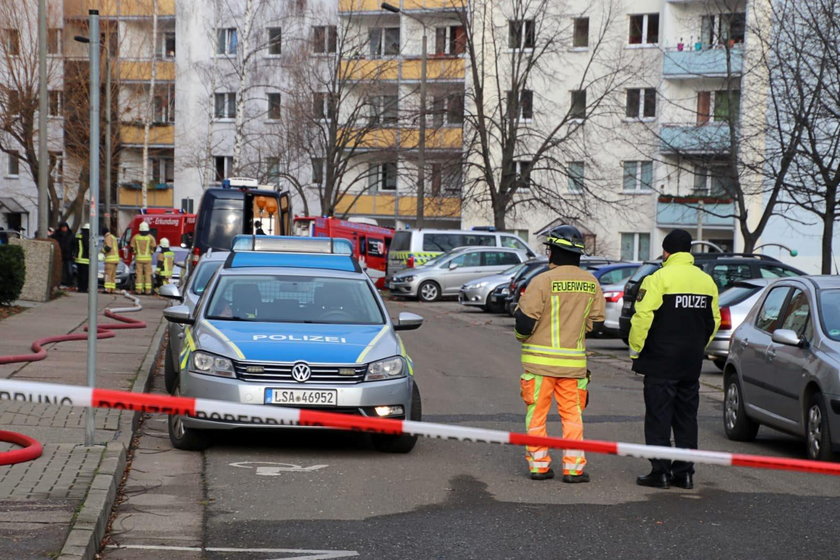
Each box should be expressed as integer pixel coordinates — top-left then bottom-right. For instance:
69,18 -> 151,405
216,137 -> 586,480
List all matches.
37,0 -> 48,237
381,3 -> 426,228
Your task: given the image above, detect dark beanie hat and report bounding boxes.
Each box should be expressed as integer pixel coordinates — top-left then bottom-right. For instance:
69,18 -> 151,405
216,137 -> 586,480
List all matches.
662,229 -> 692,254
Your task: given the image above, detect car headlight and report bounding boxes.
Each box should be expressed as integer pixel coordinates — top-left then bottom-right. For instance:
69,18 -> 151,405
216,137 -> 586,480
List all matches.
191,351 -> 235,378
396,276 -> 414,283
468,281 -> 488,289
366,356 -> 406,381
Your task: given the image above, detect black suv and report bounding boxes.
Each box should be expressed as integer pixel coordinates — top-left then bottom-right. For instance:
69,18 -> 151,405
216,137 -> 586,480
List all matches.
618,253 -> 805,343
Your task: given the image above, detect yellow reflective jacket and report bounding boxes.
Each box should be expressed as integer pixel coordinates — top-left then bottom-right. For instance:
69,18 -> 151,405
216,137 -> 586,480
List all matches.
516,264 -> 605,378
102,232 -> 120,263
130,233 -> 156,262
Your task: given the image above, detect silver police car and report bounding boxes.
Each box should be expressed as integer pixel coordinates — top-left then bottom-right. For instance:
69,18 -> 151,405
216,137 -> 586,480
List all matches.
161,236 -> 423,453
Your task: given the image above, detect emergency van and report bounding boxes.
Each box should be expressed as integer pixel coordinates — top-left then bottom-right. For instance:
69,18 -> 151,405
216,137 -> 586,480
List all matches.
119,208 -> 196,265
294,216 -> 394,288
387,228 -> 535,276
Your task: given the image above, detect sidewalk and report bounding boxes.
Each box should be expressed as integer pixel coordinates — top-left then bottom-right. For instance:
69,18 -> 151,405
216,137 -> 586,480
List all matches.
0,291 -> 167,560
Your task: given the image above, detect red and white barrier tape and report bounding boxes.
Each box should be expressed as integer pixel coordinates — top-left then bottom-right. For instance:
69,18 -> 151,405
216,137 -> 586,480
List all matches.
1,378 -> 838,476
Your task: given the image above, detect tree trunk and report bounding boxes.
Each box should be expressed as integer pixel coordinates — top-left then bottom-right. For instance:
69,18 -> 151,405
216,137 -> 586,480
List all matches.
492,198 -> 507,230
822,204 -> 836,274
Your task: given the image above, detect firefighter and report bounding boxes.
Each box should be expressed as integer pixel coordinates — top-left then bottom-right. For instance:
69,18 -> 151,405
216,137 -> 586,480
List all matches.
130,221 -> 156,295
101,226 -> 120,294
73,223 -> 90,293
630,229 -> 720,490
514,225 -> 605,483
155,237 -> 175,290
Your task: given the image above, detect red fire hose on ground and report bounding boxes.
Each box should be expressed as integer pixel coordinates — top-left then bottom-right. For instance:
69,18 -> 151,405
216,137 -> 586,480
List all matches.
0,292 -> 147,465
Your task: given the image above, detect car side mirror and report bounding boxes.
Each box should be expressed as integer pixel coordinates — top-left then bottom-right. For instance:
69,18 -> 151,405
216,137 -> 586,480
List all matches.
163,305 -> 193,325
394,312 -> 423,331
159,284 -> 183,301
448,261 -> 459,270
771,328 -> 803,348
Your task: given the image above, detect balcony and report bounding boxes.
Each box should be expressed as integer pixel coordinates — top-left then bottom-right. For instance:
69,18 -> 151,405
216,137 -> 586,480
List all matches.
343,127 -> 462,150
656,196 -> 735,229
341,57 -> 465,82
334,194 -> 461,218
339,0 -> 466,12
120,123 -> 174,146
117,182 -> 173,208
660,123 -> 731,155
663,46 -> 744,79
119,60 -> 175,82
65,0 -> 175,18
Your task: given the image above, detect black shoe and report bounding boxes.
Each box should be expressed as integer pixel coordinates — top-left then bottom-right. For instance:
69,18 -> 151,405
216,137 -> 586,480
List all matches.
530,469 -> 554,480
671,473 -> 694,489
562,473 -> 590,484
636,471 -> 670,489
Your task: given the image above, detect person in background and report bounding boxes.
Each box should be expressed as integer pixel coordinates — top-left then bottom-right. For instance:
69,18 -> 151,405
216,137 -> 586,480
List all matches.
51,222 -> 76,288
130,221 -> 156,295
101,226 -> 120,294
74,223 -> 91,293
155,237 -> 175,291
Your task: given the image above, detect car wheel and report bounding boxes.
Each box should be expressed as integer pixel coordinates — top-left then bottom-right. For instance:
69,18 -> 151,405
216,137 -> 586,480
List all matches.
417,281 -> 440,302
372,383 -> 421,454
723,373 -> 759,441
164,339 -> 178,394
713,358 -> 727,371
806,392 -> 837,461
168,381 -> 211,451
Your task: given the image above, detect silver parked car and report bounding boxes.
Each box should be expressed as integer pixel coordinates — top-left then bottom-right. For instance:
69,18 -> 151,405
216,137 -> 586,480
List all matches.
389,246 -> 528,302
707,278 -> 773,369
458,261 -> 531,312
724,276 -> 840,461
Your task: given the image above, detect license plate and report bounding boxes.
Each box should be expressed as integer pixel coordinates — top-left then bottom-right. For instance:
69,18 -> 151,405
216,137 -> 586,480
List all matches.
265,388 -> 337,406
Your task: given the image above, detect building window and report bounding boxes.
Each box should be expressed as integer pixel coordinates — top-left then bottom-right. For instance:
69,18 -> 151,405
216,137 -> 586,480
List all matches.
367,95 -> 398,125
508,19 -> 536,49
311,157 -> 324,184
369,162 -> 397,191
573,18 -> 589,48
161,32 -> 176,58
214,92 -> 236,119
567,161 -> 584,192
431,161 -> 463,196
628,14 -> 659,45
214,156 -> 233,182
216,28 -> 238,55
267,93 -> 281,120
151,157 -> 174,184
435,26 -> 466,55
713,90 -> 740,122
507,89 -> 533,121
47,28 -> 62,55
514,160 -> 532,191
154,87 -> 175,123
48,90 -> 62,117
693,164 -> 730,197
621,233 -> 650,261
432,94 -> 464,126
267,27 -> 282,55
626,88 -> 656,119
3,29 -> 19,56
266,157 -> 280,181
49,152 -> 63,183
5,90 -> 19,115
701,13 -> 746,47
570,89 -> 586,119
7,151 -> 19,177
623,161 -> 653,192
369,27 -> 400,57
313,26 -> 337,54
313,92 -> 335,121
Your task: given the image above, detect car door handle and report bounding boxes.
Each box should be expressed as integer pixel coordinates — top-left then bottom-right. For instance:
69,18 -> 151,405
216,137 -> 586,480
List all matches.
766,347 -> 776,362
739,338 -> 749,350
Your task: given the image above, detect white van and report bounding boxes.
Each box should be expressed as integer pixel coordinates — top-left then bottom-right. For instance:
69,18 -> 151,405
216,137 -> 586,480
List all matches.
387,228 -> 535,276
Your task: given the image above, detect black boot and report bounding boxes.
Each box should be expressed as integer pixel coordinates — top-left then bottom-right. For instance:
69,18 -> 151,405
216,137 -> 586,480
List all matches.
636,471 -> 670,489
670,473 -> 694,489
530,469 -> 554,480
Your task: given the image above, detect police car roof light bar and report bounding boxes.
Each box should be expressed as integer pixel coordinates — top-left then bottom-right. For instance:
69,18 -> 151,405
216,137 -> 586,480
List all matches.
221,177 -> 260,190
225,251 -> 361,273
231,235 -> 353,255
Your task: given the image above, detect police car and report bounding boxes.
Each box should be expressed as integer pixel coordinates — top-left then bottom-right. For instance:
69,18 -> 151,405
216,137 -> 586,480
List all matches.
160,236 -> 423,452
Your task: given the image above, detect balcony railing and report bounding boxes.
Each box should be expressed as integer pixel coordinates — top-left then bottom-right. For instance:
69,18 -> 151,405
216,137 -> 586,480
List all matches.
659,122 -> 731,155
118,60 -> 175,82
343,127 -> 462,150
341,57 -> 465,82
117,182 -> 173,208
663,46 -> 744,79
656,195 -> 735,229
334,194 -> 461,218
65,0 -> 175,18
339,0 -> 466,12
120,123 -> 174,146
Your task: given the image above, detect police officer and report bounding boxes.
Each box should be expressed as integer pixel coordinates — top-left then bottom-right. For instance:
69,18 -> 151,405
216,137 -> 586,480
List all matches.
101,226 -> 120,294
73,223 -> 90,293
629,229 -> 720,490
130,221 -> 156,295
515,225 -> 605,483
155,237 -> 175,290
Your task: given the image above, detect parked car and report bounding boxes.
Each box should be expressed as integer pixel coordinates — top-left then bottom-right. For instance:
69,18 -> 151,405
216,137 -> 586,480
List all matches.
592,263 -> 641,336
618,253 -> 805,343
458,261 -> 531,312
389,246 -> 529,302
723,276 -> 840,461
706,278 -> 773,369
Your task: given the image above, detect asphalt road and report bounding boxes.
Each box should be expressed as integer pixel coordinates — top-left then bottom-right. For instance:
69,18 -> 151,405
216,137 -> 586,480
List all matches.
102,299 -> 840,560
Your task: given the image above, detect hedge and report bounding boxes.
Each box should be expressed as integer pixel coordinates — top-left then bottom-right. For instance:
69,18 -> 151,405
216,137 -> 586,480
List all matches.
0,244 -> 25,305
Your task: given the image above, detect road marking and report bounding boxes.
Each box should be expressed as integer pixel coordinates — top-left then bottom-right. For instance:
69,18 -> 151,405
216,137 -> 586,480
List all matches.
230,461 -> 330,475
105,544 -> 358,559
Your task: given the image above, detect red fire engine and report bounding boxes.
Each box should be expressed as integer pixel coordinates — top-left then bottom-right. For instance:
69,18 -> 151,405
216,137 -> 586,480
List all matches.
119,208 -> 196,265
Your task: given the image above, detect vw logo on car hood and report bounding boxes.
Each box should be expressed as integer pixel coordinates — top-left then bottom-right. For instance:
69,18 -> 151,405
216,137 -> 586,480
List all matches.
291,362 -> 311,383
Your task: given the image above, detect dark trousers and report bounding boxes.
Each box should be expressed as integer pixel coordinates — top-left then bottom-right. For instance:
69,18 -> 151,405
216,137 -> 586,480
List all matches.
643,376 -> 699,476
76,263 -> 89,293
62,260 -> 74,286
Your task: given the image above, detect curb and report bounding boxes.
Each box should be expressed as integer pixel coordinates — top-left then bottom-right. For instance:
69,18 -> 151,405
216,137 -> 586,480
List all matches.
56,316 -> 166,560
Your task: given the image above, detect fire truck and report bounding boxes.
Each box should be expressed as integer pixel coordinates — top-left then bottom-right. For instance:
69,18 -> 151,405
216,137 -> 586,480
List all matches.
293,216 -> 394,288
119,208 -> 196,265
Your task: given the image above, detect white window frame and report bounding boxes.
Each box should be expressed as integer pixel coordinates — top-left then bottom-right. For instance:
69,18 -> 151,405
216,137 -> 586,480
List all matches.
514,160 -> 532,192
7,150 -> 19,178
692,164 -> 731,198
434,25 -> 466,55
628,13 -> 659,46
625,88 -> 656,120
214,92 -> 236,120
47,28 -> 62,56
160,31 -> 176,58
267,27 -> 282,56
216,28 -> 238,56
369,162 -> 397,191
311,157 -> 325,185
367,95 -> 399,126
151,157 -> 174,185
313,25 -> 337,54
369,27 -> 400,57
213,155 -> 233,182
49,151 -> 63,183
570,89 -> 586,120
508,19 -> 536,50
314,92 -> 334,122
48,90 -> 63,117
567,161 -> 584,193
620,232 -> 651,261
622,161 -> 653,193
266,92 -> 282,120
572,17 -> 589,49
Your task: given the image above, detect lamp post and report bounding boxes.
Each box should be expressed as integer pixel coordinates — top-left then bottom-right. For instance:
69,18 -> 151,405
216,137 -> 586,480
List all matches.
37,0 -> 48,237
754,243 -> 798,257
381,2 -> 426,229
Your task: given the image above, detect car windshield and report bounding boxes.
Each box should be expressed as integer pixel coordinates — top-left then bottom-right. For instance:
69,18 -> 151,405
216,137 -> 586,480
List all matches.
205,274 -> 385,324
190,261 -> 224,295
627,262 -> 661,285
719,283 -> 762,308
819,289 -> 840,341
206,200 -> 243,250
503,262 -> 526,276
